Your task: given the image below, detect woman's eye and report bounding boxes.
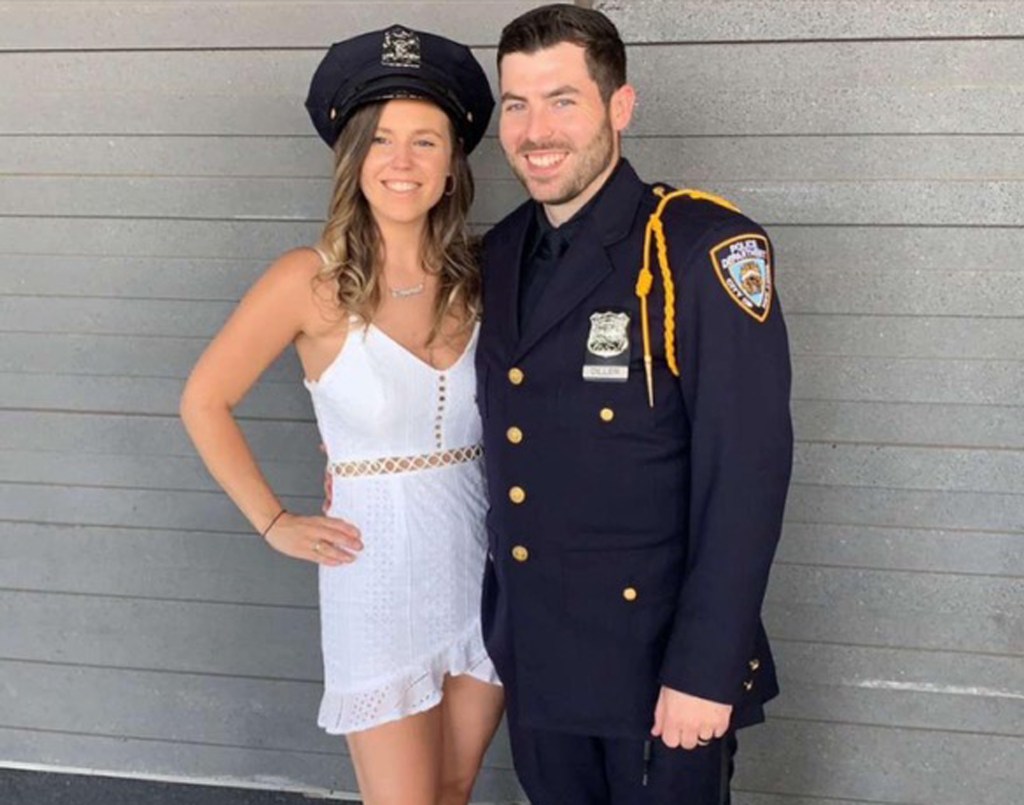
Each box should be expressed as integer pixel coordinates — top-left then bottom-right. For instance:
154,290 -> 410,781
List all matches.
415,139 -> 437,148
371,135 -> 389,145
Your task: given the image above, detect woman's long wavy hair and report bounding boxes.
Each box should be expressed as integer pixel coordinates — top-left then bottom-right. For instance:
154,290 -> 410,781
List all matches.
316,102 -> 480,344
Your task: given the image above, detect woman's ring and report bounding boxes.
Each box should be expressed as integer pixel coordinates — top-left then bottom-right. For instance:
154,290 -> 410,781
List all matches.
313,541 -> 324,554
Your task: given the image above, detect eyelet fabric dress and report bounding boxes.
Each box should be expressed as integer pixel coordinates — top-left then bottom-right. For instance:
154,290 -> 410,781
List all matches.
304,317 -> 499,735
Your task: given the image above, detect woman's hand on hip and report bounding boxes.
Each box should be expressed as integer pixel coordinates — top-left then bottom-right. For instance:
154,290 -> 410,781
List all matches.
264,512 -> 363,566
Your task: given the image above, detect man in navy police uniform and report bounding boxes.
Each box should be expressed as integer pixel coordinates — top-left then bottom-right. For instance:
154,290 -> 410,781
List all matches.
477,5 -> 794,803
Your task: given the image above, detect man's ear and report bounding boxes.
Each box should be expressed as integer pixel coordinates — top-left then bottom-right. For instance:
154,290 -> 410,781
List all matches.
609,83 -> 636,133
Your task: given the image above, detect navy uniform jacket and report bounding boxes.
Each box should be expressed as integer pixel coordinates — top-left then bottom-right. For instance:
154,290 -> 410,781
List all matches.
476,160 -> 793,738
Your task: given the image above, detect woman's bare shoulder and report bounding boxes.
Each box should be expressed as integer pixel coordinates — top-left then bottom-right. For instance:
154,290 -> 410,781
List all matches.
258,246 -> 325,290
264,246 -> 350,337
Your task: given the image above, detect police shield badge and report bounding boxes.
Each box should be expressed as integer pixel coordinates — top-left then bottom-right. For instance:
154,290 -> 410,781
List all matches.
583,311 -> 630,381
709,234 -> 773,323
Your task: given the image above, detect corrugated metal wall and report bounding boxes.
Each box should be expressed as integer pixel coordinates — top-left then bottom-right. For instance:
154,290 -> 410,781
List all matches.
596,2 -> 1024,804
1,1 -> 1021,803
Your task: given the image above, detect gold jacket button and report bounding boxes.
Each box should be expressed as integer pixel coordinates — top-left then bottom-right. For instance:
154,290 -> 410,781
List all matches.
512,545 -> 529,562
749,658 -> 761,671
506,426 -> 524,444
622,587 -> 638,602
599,407 -> 615,422
509,486 -> 526,504
508,367 -> 525,385
743,679 -> 754,692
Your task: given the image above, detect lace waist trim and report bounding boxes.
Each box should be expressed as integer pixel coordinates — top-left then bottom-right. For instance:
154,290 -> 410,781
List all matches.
327,444 -> 483,478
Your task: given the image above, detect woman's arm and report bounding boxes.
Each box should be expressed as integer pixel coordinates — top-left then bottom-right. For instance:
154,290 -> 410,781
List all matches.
179,248 -> 361,565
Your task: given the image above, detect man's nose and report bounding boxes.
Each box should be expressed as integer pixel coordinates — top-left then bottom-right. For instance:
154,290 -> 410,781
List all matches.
523,108 -> 554,143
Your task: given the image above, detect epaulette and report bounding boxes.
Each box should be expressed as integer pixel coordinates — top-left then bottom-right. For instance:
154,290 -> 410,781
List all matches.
634,186 -> 741,407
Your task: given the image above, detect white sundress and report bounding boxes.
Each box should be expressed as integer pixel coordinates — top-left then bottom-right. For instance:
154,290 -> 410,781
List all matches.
303,318 -> 499,735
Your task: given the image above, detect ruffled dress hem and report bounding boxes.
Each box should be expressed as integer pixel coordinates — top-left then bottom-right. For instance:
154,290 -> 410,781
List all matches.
317,619 -> 500,735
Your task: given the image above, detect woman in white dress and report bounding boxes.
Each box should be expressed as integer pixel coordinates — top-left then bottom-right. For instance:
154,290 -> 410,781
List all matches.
179,26 -> 503,805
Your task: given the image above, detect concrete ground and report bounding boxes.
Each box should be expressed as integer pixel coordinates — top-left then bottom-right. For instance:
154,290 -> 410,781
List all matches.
0,768 -> 354,804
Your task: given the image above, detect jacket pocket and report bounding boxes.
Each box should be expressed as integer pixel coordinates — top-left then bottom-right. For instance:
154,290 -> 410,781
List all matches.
562,542 -> 683,644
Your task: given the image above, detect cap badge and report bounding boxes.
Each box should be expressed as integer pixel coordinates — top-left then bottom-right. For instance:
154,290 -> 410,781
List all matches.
381,27 -> 421,69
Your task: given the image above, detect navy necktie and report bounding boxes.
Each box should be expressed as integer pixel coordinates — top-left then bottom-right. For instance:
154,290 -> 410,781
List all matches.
519,228 -> 570,330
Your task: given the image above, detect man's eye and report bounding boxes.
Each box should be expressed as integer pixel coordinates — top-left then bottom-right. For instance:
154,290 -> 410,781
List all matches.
503,102 -> 525,113
554,98 -> 575,108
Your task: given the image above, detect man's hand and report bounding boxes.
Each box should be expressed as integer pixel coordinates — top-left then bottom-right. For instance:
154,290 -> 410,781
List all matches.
651,686 -> 732,750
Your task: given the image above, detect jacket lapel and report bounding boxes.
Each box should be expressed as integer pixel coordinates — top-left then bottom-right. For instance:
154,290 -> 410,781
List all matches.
484,202 -> 532,348
514,161 -> 646,362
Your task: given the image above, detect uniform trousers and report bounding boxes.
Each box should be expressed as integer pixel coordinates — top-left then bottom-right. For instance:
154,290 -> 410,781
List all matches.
508,719 -> 737,805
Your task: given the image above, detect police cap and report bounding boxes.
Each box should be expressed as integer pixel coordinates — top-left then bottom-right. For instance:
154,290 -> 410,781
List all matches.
306,25 -> 494,154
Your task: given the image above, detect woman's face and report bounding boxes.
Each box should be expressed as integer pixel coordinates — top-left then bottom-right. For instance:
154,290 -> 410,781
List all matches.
359,98 -> 454,228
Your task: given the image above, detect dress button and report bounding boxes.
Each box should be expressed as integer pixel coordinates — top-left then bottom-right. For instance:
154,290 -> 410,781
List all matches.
508,367 -> 525,385
743,679 -> 754,692
506,426 -> 524,444
599,407 -> 615,422
512,545 -> 529,562
509,486 -> 526,504
749,658 -> 761,671
622,587 -> 638,602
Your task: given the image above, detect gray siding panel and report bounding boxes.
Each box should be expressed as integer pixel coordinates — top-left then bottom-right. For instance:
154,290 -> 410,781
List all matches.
4,520 -> 1022,606
0,523 -> 316,606
0,217 -> 321,259
0,412 -> 317,458
793,357 -> 1023,406
0,373 -> 311,418
3,2 -> 1022,803
785,484 -> 1024,534
0,175 -> 525,227
770,641 -> 1024,737
2,41 -> 1022,136
0,448 -> 322,497
793,400 -> 1024,450
1,593 -> 322,679
9,174 -> 1024,227
777,522 -> 1024,577
601,0 -> 1024,42
1,1 -> 540,50
8,134 -> 1024,181
735,720 -> 1024,805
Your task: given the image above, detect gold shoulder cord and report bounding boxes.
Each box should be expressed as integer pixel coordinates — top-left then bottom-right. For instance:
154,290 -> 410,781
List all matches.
634,187 -> 741,407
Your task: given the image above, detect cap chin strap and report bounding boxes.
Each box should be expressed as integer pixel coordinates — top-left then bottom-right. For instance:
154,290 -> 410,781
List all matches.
635,186 -> 741,407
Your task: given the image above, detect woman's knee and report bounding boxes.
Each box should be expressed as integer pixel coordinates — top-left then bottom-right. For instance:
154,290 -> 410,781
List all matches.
437,774 -> 475,805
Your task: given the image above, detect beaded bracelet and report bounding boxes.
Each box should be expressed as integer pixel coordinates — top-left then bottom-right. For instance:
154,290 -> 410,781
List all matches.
261,508 -> 287,538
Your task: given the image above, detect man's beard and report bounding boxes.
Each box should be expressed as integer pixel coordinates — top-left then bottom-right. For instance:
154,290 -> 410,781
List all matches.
508,119 -> 616,206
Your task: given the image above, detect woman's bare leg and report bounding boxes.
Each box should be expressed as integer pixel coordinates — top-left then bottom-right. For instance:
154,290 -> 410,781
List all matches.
438,675 -> 506,805
346,704 -> 444,805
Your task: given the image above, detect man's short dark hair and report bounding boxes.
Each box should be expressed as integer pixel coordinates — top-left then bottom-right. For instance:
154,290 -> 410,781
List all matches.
497,4 -> 627,102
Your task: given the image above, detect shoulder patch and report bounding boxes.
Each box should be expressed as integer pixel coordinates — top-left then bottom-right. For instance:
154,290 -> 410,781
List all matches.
709,234 -> 773,323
